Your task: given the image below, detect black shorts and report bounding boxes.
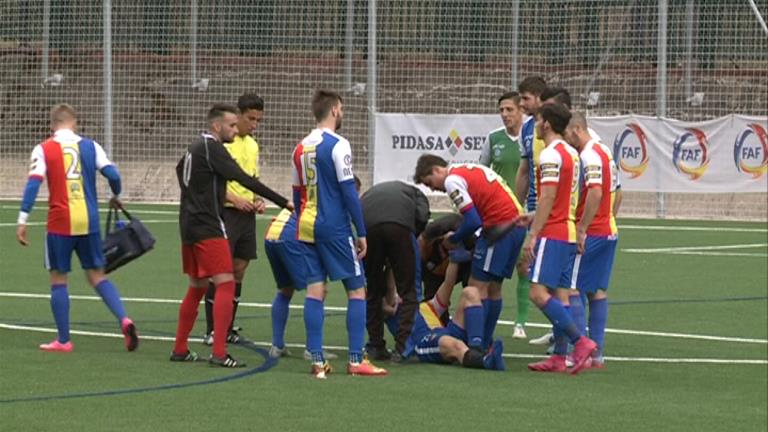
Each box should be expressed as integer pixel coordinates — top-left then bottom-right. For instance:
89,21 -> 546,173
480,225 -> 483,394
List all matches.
222,207 -> 257,260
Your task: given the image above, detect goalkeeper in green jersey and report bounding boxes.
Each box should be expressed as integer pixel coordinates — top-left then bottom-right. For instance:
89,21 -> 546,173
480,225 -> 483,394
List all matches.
478,91 -> 530,339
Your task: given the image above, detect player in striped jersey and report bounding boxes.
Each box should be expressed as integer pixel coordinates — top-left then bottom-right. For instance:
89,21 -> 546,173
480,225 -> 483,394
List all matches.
16,104 -> 138,353
565,112 -> 622,369
292,90 -> 386,378
519,103 -> 597,374
413,157 -> 526,350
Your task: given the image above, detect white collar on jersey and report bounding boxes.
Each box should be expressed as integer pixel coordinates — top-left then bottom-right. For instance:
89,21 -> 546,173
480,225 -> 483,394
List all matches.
53,128 -> 79,143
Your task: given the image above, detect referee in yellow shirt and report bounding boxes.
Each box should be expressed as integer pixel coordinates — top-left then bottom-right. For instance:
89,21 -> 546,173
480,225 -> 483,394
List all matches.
204,93 -> 268,344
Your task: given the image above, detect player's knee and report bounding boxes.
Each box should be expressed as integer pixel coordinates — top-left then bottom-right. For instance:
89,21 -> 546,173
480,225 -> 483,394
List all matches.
279,287 -> 295,299
347,286 -> 365,300
528,285 -> 549,306
461,286 -> 482,304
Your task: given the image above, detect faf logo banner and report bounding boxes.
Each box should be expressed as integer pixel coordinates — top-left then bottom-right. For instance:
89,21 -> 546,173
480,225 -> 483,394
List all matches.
734,123 -> 768,179
672,128 -> 711,181
612,123 -> 649,179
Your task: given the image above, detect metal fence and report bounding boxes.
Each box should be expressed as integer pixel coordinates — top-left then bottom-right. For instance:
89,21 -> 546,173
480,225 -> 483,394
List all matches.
1,0 -> 766,219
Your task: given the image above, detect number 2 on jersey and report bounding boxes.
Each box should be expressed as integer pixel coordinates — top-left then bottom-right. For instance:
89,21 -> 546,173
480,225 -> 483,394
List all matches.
63,147 -> 81,180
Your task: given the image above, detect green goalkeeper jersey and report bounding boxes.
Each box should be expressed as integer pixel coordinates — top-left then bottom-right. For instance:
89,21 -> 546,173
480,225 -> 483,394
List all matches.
479,126 -> 522,187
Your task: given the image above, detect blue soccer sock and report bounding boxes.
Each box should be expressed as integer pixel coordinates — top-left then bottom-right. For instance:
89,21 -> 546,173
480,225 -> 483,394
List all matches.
303,297 -> 325,363
553,323 -> 568,355
271,291 -> 291,349
50,284 -> 70,343
94,279 -> 126,323
540,297 -> 581,344
569,292 -> 587,336
347,298 -> 366,364
589,298 -> 609,358
463,305 -> 485,349
484,299 -> 503,349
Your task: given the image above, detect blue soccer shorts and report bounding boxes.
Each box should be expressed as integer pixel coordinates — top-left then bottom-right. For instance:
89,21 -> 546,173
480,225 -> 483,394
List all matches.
414,321 -> 467,364
304,236 -> 365,290
570,235 -> 618,293
264,239 -> 308,291
45,232 -> 105,273
471,226 -> 526,282
529,237 -> 576,289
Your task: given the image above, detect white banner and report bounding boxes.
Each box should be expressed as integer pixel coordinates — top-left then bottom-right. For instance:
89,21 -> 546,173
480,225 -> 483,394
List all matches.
374,113 -> 768,193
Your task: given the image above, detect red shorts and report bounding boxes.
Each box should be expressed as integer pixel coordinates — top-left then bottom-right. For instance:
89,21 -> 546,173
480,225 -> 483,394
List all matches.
182,238 -> 233,278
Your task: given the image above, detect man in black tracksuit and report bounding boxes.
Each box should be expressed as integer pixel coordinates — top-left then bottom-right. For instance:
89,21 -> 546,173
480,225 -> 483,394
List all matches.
361,180 -> 430,360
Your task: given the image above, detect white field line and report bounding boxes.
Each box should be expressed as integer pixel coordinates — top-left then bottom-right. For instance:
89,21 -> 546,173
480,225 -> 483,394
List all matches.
2,291 -> 766,345
0,220 -> 178,227
1,206 -> 765,232
622,243 -> 768,258
624,251 -> 767,257
1,323 -> 765,365
617,224 -> 767,233
623,243 -> 767,253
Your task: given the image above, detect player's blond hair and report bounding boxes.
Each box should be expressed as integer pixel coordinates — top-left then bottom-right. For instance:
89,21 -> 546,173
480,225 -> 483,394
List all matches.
50,103 -> 78,126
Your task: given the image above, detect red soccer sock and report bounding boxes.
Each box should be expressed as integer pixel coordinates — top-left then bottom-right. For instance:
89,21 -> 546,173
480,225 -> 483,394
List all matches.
212,280 -> 235,358
173,287 -> 206,355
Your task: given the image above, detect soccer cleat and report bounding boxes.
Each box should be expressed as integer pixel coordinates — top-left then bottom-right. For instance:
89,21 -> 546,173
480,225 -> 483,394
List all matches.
528,354 -> 567,372
268,345 -> 292,359
121,318 -> 139,351
512,324 -> 527,339
226,329 -> 241,344
568,336 -> 598,375
39,340 -> 73,353
347,359 -> 388,376
310,361 -> 333,379
209,354 -> 246,368
303,349 -> 338,361
483,339 -> 506,371
203,332 -> 214,346
529,331 -> 554,346
170,350 -> 200,362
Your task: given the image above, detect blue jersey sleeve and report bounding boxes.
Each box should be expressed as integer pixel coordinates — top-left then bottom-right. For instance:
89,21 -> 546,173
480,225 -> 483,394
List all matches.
20,177 -> 43,214
449,206 -> 481,244
100,165 -> 122,196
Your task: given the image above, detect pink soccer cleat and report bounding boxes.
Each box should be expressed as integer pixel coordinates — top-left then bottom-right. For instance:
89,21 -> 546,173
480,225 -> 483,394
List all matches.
121,318 -> 139,352
39,340 -> 73,353
347,359 -> 388,376
528,354 -> 567,372
569,336 -> 598,375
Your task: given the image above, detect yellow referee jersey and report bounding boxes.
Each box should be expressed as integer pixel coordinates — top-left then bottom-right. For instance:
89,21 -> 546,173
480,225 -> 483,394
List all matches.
224,134 -> 260,206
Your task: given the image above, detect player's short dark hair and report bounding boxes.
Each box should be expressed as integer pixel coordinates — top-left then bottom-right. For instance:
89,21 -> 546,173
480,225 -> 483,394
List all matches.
518,76 -> 547,96
539,103 -> 572,135
237,92 -> 264,112
50,103 -> 78,124
312,90 -> 343,122
207,103 -> 239,122
497,91 -> 521,106
413,154 -> 448,184
541,86 -> 572,109
353,175 -> 362,192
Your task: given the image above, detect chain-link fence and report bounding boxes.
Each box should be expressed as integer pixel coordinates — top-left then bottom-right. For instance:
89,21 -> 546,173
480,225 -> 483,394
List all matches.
1,0 -> 766,219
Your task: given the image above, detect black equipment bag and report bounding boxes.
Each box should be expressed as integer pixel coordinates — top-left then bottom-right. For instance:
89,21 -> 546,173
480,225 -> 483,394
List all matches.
102,206 -> 156,273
